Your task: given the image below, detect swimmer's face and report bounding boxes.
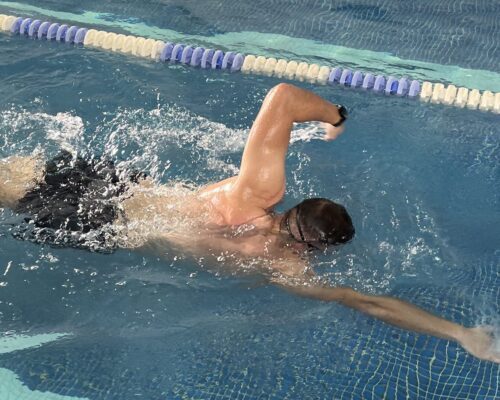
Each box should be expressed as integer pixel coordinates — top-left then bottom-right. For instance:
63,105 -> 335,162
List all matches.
279,198 -> 355,251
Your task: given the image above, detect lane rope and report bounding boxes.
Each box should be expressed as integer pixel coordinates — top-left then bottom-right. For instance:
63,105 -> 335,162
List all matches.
1,13 -> 499,113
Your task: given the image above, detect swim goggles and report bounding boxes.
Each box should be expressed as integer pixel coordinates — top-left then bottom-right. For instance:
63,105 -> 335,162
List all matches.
281,206 -> 328,251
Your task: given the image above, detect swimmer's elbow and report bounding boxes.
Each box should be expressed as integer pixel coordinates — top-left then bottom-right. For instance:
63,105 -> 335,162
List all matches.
268,83 -> 294,99
265,83 -> 296,116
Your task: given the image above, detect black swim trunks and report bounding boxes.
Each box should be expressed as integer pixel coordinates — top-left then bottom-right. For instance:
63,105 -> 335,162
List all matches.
14,150 -> 143,252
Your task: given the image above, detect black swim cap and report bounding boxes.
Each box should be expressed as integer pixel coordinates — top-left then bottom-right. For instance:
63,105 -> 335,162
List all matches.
281,198 -> 355,249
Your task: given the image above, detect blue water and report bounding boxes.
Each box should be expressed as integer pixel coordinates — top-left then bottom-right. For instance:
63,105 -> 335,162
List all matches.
2,0 -> 500,72
0,1 -> 499,399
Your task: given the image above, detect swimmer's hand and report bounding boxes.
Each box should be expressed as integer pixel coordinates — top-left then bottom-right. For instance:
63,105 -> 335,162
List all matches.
458,326 -> 500,363
321,122 -> 345,141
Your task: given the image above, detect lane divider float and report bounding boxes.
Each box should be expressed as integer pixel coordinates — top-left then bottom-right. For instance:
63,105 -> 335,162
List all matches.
1,13 -> 499,114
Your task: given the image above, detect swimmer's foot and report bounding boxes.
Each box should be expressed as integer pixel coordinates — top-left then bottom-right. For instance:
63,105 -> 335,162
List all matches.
458,326 -> 500,363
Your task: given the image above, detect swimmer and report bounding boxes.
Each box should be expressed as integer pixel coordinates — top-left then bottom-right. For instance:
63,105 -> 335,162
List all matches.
0,83 -> 498,363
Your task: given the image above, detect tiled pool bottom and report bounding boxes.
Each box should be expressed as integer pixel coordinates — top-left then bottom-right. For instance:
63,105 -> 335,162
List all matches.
0,246 -> 498,399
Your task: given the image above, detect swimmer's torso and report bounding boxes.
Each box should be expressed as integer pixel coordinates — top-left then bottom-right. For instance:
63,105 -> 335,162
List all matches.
1,153 -> 288,259
116,178 -> 279,257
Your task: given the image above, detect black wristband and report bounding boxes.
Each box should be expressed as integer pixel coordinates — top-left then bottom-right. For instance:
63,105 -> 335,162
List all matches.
332,104 -> 348,127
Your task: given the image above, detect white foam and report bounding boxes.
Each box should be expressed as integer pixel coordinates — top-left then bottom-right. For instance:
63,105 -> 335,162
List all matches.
290,123 -> 327,143
0,105 -> 326,186
96,105 -> 247,181
45,112 -> 84,148
0,108 -> 84,156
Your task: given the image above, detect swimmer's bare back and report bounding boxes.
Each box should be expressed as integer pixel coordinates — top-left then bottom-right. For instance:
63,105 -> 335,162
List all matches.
0,155 -> 45,209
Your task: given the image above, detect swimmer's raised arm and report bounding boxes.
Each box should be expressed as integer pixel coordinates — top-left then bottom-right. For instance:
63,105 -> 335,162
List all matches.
277,280 -> 500,363
232,84 -> 345,209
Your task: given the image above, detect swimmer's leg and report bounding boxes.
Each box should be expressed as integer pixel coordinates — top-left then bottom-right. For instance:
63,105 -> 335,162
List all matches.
0,155 -> 44,208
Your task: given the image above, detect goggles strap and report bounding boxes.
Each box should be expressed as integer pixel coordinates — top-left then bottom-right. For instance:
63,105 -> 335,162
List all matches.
295,206 -> 307,242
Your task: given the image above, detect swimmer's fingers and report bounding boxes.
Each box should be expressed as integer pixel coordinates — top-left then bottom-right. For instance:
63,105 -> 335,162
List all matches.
480,325 -> 500,363
321,122 -> 345,141
459,326 -> 500,364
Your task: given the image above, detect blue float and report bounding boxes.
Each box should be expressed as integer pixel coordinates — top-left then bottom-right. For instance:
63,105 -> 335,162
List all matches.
397,78 -> 409,96
190,47 -> 205,67
222,52 -> 235,69
56,24 -> 68,42
385,76 -> 398,94
180,46 -> 193,64
211,50 -> 224,69
351,71 -> 363,87
328,67 -> 342,85
340,69 -> 353,86
19,18 -> 32,35
160,42 -> 174,62
200,48 -> 215,69
408,80 -> 421,98
362,73 -> 375,89
64,26 -> 78,43
74,28 -> 87,44
373,75 -> 386,92
28,20 -> 42,38
37,21 -> 50,39
171,44 -> 184,62
46,23 -> 60,40
231,53 -> 244,72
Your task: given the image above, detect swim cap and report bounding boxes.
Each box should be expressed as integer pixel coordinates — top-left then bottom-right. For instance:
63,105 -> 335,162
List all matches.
281,198 -> 355,249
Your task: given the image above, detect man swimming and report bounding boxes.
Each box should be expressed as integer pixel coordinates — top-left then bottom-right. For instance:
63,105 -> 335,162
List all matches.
0,83 -> 498,363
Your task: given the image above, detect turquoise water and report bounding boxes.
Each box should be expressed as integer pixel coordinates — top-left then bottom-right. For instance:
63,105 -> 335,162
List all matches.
0,1 -> 499,399
2,0 -> 500,92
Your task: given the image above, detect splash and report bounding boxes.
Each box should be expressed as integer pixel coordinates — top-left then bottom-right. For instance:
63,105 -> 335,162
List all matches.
0,104 -> 329,183
0,104 -> 323,256
93,105 -> 248,183
0,107 -> 84,157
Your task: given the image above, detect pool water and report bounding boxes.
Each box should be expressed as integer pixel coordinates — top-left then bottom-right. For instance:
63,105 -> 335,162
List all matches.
0,1 -> 499,399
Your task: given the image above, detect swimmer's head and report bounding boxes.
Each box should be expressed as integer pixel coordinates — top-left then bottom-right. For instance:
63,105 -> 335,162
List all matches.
279,198 -> 355,250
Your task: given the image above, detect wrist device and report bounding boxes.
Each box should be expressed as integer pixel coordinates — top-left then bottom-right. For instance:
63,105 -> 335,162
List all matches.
332,104 -> 348,127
